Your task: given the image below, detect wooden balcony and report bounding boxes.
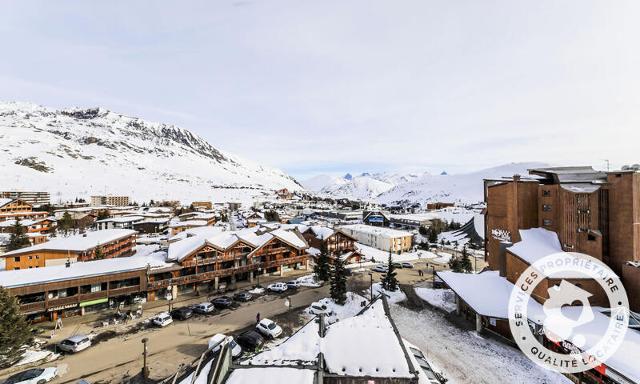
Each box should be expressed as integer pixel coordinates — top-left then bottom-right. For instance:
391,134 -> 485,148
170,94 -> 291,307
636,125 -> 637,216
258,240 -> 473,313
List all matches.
79,291 -> 108,302
20,301 -> 45,313
108,285 -> 141,296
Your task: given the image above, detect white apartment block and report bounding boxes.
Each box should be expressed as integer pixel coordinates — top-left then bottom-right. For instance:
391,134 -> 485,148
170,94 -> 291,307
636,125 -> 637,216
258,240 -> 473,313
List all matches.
91,195 -> 130,207
339,224 -> 413,253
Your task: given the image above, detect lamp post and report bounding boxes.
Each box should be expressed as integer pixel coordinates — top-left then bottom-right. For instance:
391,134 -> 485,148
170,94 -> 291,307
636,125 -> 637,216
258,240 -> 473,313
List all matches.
257,267 -> 263,288
141,338 -> 149,380
368,272 -> 373,301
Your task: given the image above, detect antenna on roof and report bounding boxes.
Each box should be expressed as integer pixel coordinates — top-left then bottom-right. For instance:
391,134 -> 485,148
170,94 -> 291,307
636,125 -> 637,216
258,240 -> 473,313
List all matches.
604,159 -> 610,172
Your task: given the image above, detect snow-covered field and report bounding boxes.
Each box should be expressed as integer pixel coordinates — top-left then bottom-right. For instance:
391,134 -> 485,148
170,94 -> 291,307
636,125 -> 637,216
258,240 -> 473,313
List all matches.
390,304 -> 571,384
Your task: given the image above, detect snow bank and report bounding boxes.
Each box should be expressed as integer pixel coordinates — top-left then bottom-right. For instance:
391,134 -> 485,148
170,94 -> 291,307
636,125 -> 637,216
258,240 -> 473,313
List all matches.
415,288 -> 457,313
372,283 -> 406,304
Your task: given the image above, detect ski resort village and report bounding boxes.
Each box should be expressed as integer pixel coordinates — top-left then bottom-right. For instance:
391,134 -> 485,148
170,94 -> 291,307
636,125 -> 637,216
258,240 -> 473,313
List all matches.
0,103 -> 637,384
2,2 -> 640,384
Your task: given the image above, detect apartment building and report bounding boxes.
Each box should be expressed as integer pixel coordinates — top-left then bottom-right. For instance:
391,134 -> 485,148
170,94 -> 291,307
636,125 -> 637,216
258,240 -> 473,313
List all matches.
0,191 -> 50,206
90,195 -> 130,206
339,224 -> 413,253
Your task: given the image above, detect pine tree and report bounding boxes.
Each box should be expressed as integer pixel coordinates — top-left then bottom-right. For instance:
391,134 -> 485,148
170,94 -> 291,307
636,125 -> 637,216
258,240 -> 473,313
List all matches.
97,210 -> 110,221
94,246 -> 104,260
314,244 -> 330,282
428,228 -> 438,244
382,251 -> 398,291
7,219 -> 30,251
0,286 -> 33,367
329,254 -> 347,305
459,246 -> 473,273
58,212 -> 74,234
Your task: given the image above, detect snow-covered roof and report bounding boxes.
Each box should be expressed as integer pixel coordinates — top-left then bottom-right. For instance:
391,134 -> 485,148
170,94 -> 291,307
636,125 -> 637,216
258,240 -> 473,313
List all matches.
0,198 -> 14,208
340,224 -> 412,239
507,227 -> 562,265
226,368 -> 315,384
96,215 -> 144,223
167,235 -> 207,262
269,229 -> 307,249
0,251 -> 169,288
246,299 -> 414,379
2,229 -> 137,256
437,270 -> 544,322
169,220 -> 208,228
307,226 -> 335,240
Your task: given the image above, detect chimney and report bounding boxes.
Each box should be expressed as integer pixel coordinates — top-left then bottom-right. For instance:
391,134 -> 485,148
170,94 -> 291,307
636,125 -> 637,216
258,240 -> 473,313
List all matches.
513,174 -> 521,181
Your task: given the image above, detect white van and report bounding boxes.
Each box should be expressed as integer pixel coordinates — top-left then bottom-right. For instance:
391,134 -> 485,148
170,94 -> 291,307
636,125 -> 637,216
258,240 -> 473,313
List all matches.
58,335 -> 92,353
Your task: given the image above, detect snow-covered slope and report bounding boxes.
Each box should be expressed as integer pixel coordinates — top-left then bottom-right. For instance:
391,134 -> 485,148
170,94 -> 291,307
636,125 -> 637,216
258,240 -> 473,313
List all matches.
305,163 -> 547,204
303,171 -> 425,200
378,162 -> 547,205
0,102 -> 301,204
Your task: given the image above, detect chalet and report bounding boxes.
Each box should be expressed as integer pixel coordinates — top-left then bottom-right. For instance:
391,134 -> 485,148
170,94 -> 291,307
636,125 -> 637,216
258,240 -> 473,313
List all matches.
276,188 -> 293,200
132,218 -> 170,234
363,210 -> 389,226
0,229 -> 137,270
301,226 -> 362,264
0,198 -> 32,214
169,220 -> 209,236
191,201 -> 213,210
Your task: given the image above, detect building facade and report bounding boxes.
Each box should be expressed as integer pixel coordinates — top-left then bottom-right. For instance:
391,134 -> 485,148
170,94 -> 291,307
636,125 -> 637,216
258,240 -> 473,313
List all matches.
90,195 -> 130,206
0,191 -> 50,206
340,224 -> 413,253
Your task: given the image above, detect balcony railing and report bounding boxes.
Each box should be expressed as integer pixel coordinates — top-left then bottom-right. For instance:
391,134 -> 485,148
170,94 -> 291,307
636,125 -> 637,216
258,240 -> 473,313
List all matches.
109,285 -> 141,296
79,291 -> 108,302
20,301 -> 45,312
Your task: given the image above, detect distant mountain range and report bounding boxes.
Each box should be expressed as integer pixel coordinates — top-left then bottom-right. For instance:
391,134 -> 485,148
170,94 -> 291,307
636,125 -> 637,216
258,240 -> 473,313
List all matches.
0,102 -> 302,204
302,162 -> 548,205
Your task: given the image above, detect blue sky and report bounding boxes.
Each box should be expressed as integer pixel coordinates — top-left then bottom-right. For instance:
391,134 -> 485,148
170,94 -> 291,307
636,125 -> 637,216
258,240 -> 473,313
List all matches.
2,1 -> 640,179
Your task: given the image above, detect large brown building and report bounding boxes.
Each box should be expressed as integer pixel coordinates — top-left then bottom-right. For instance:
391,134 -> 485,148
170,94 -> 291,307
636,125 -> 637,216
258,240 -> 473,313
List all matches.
1,229 -> 137,270
484,166 -> 640,309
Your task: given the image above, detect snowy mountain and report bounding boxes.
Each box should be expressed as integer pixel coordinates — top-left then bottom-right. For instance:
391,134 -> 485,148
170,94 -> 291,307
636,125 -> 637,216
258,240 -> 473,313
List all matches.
302,171 -> 425,200
0,102 -> 302,204
304,163 -> 547,204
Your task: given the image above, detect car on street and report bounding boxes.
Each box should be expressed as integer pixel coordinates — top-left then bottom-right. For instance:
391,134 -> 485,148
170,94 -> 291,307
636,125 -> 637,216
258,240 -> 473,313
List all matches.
256,318 -> 283,339
371,265 -> 388,273
233,291 -> 253,302
236,330 -> 265,352
170,307 -> 193,320
211,296 -> 234,309
208,333 -> 243,358
286,280 -> 300,290
3,367 -> 57,384
401,262 -> 414,268
57,335 -> 92,353
192,302 -> 216,314
392,262 -> 403,268
309,303 -> 333,316
267,282 -> 288,293
152,312 -> 173,327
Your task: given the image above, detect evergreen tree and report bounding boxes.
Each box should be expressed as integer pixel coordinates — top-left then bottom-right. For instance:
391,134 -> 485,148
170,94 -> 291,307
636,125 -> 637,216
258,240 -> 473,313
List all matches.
329,253 -> 347,305
381,251 -> 398,291
459,246 -> 473,273
0,286 -> 33,367
94,246 -> 104,260
314,244 -> 330,282
428,228 -> 438,244
418,226 -> 428,236
58,212 -> 74,234
7,219 -> 30,251
448,254 -> 463,272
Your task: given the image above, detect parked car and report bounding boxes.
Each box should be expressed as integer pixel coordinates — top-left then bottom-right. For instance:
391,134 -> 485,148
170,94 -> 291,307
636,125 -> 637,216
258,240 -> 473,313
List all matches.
152,312 -> 173,327
208,333 -> 242,358
309,303 -> 333,316
236,330 -> 265,352
256,318 -> 283,339
170,307 -> 193,321
233,291 -> 253,302
372,265 -> 388,273
211,296 -> 234,309
192,302 -> 216,314
392,262 -> 403,269
286,280 -> 300,290
4,368 -> 57,384
58,335 -> 91,353
401,262 -> 414,268
267,282 -> 288,293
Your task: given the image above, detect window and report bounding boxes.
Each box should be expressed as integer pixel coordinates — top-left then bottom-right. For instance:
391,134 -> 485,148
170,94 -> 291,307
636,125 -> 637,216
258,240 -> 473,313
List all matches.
542,190 -> 552,197
14,257 -> 20,262
543,219 -> 553,226
28,256 -> 32,260
543,204 -> 552,212
588,234 -> 597,241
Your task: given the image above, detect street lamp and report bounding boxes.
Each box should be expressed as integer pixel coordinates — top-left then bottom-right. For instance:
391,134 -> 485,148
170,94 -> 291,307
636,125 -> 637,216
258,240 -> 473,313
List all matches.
257,267 -> 263,288
141,338 -> 149,379
368,272 -> 373,302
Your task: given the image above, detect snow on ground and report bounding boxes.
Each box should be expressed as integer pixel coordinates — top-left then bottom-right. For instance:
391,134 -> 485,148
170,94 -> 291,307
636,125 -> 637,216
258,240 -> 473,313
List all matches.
295,274 -> 322,288
248,287 -> 265,295
356,243 -> 436,263
432,252 -> 453,264
390,304 -> 571,384
372,282 -> 407,304
304,292 -> 368,322
415,288 -> 457,313
15,349 -> 59,367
